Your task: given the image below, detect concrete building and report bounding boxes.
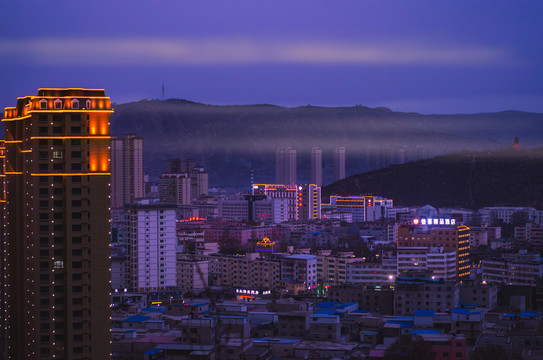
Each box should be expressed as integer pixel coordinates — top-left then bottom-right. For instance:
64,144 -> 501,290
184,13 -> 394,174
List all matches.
275,147 -> 296,185
254,184 -> 298,220
459,284 -> 498,309
210,253 -> 281,291
469,228 -> 489,248
481,251 -> 543,287
346,261 -> 389,286
326,284 -> 394,315
125,201 -> 177,292
515,223 -> 543,246
316,251 -> 358,285
397,224 -> 471,279
176,258 -> 209,295
309,313 -> 341,342
326,195 -> 393,222
111,133 -> 144,208
281,254 -> 318,289
159,173 -> 191,205
297,184 -> 321,220
1,88 -> 112,359
333,146 -> 346,182
395,274 -> 460,315
310,147 -> 322,186
218,196 -> 289,224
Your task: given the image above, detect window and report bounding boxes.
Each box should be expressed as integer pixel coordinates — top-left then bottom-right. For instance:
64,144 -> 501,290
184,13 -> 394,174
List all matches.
54,260 -> 64,269
40,99 -> 48,109
71,99 -> 79,109
71,126 -> 81,134
54,99 -> 62,109
53,151 -> 63,159
86,99 -> 91,109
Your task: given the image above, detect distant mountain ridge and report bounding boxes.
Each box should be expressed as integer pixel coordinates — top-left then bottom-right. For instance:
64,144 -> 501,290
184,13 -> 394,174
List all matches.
323,148 -> 543,209
109,99 -> 543,187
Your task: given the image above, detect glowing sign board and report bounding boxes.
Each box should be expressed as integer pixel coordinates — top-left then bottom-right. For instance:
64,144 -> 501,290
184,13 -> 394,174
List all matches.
415,218 -> 456,226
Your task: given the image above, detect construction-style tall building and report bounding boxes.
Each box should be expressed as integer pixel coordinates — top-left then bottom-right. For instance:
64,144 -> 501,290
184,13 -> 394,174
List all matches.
310,147 -> 322,186
111,133 -> 144,208
1,88 -> 112,359
275,147 -> 296,185
333,146 -> 346,182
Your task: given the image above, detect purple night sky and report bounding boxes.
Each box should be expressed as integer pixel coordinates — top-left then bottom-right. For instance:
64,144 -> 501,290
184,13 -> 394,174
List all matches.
1,0 -> 542,114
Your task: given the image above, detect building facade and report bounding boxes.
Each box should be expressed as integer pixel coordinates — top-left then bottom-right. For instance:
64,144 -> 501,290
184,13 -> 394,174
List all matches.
1,88 -> 112,359
111,133 -> 144,208
310,147 -> 322,186
275,147 -> 296,185
397,224 -> 470,279
333,146 -> 345,182
125,201 -> 177,292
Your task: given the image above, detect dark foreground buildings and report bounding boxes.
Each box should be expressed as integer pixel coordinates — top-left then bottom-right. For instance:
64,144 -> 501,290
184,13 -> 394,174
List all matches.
1,89 -> 112,359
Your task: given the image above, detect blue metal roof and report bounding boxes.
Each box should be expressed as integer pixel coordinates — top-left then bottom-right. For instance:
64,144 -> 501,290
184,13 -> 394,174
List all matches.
314,309 -> 337,316
316,301 -> 340,308
145,349 -> 163,355
520,312 -> 541,318
123,315 -> 150,322
141,306 -> 165,313
253,338 -> 300,344
452,308 -> 470,314
412,329 -> 440,335
386,320 -> 414,328
414,310 -> 435,317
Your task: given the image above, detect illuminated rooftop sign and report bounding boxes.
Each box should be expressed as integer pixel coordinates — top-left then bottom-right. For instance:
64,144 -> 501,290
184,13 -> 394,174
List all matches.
413,218 -> 456,226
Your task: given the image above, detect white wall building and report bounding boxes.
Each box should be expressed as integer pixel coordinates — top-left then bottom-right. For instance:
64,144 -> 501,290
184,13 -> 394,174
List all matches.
125,200 -> 178,292
281,254 -> 318,289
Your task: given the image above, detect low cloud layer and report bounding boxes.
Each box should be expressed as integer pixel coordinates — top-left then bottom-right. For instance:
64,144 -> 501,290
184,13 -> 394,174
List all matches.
0,37 -> 508,66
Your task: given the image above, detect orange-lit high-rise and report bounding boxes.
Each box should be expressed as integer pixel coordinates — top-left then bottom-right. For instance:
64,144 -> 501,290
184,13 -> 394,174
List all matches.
1,88 -> 112,359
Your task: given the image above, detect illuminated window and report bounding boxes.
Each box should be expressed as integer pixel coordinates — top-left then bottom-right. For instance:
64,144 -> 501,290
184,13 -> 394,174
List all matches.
40,99 -> 47,109
53,150 -> 63,159
54,99 -> 62,109
71,99 -> 79,109
54,260 -> 64,269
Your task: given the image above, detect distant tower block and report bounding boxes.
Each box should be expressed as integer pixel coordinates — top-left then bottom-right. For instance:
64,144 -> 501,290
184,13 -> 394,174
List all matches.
334,146 -> 346,182
311,147 -> 322,186
275,147 -> 297,185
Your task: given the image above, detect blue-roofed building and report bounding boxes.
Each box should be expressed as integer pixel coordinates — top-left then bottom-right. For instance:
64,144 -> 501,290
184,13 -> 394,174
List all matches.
414,310 -> 435,328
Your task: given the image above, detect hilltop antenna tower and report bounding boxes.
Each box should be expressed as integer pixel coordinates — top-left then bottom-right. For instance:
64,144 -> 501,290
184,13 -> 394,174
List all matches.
162,80 -> 165,99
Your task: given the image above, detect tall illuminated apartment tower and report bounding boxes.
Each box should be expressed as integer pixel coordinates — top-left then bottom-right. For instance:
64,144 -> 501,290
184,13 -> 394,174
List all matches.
111,133 -> 144,208
1,89 -> 112,359
310,147 -> 322,186
333,146 -> 346,182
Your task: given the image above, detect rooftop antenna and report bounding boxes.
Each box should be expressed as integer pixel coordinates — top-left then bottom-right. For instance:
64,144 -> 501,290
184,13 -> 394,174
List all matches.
250,168 -> 254,195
